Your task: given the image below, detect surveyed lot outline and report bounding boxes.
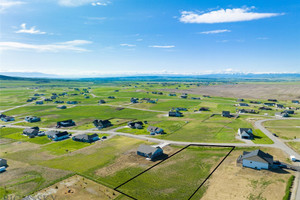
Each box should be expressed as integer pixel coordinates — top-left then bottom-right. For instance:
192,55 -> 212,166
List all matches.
114,144 -> 235,200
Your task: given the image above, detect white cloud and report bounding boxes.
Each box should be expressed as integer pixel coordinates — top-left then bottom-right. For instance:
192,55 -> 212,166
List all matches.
200,29 -> 231,34
0,40 -> 92,52
120,43 -> 136,47
149,45 -> 175,49
58,0 -> 109,7
136,39 -> 143,42
179,7 -> 283,24
15,23 -> 46,34
0,0 -> 25,11
91,2 -> 107,6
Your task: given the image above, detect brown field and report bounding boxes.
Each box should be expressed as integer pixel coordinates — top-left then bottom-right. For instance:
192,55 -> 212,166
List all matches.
201,148 -> 294,200
163,83 -> 300,100
33,175 -> 119,200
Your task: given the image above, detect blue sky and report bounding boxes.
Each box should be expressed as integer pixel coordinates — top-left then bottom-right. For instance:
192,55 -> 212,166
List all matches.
0,0 -> 299,76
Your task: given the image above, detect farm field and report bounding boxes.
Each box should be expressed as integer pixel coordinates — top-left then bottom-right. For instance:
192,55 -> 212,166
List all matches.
0,79 -> 299,199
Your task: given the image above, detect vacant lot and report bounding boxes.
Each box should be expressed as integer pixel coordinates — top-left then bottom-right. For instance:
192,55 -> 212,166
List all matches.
33,175 -> 119,200
287,142 -> 300,154
115,146 -> 232,200
264,119 -> 300,140
201,147 -> 294,200
164,83 -> 300,100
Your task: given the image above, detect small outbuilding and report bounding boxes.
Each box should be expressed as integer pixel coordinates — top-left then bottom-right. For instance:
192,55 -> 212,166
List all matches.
137,144 -> 163,160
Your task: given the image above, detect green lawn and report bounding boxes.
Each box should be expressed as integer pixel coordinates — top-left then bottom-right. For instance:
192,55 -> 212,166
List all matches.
287,142 -> 300,154
252,129 -> 274,144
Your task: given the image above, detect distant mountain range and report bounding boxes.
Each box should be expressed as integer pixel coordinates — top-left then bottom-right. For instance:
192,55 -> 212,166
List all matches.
0,72 -> 300,81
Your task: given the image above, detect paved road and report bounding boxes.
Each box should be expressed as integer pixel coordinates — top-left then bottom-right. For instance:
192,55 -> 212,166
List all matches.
0,102 -> 34,113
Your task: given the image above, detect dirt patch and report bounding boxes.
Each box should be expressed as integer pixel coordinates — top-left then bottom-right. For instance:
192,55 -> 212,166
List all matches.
96,146 -> 177,177
201,148 -> 294,200
33,175 -> 119,200
163,83 -> 300,100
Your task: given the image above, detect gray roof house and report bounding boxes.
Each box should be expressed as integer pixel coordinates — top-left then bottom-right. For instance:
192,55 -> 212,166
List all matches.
128,121 -> 143,129
25,116 -> 41,123
292,100 -> 299,104
275,112 -> 289,118
169,111 -> 183,117
72,134 -> 99,143
93,119 -> 112,129
238,128 -> 254,140
137,145 -> 163,160
237,149 -> 273,170
23,127 -> 39,138
147,126 -> 164,135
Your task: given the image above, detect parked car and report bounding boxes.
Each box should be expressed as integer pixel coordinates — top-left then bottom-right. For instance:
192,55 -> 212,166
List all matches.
273,133 -> 278,137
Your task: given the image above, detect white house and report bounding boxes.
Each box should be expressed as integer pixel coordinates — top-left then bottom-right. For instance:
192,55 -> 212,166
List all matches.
238,149 -> 273,170
238,128 -> 253,140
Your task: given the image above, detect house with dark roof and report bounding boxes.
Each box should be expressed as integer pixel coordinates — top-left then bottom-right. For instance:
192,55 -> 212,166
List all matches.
93,119 -> 112,129
191,97 -> 201,100
137,144 -> 163,160
203,95 -> 210,98
238,109 -> 257,114
23,127 -> 39,138
56,120 -> 75,128
283,110 -> 294,114
259,106 -> 272,110
237,99 -> 244,102
169,111 -> 183,117
36,100 -> 44,105
250,101 -> 261,104
44,98 -> 53,102
168,93 -> 176,96
46,130 -> 70,141
0,158 -> 7,167
199,107 -> 209,111
276,104 -> 284,109
275,112 -> 289,118
130,97 -> 139,103
25,116 -> 41,123
268,99 -> 277,102
238,103 -> 249,107
175,107 -> 187,111
128,121 -> 143,129
1,116 -> 14,122
264,103 -> 275,106
180,95 -> 187,99
57,105 -> 67,109
108,96 -> 115,99
147,126 -> 164,135
67,101 -> 78,104
99,100 -> 106,104
238,128 -> 254,139
222,111 -> 231,117
72,134 -> 99,143
237,149 -> 273,170
51,95 -> 57,100
54,100 -> 64,104
292,100 -> 299,104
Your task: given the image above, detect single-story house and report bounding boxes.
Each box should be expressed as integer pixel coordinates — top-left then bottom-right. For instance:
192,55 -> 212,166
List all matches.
137,144 -> 163,160
54,100 -> 64,104
34,93 -> 40,96
238,109 -> 257,114
222,111 -> 231,117
180,95 -> 187,99
275,112 -> 289,118
99,100 -> 106,104
23,127 -> 39,138
44,98 -> 53,102
259,106 -> 272,110
168,93 -> 176,96
157,92 -> 163,95
0,158 -> 7,167
152,92 -> 157,94
203,95 -> 210,98
130,97 -> 139,103
51,95 -> 57,99
169,111 -> 183,117
292,100 -> 299,104
25,116 -> 41,123
199,107 -> 209,111
1,116 -> 15,122
46,130 -> 70,141
264,103 -> 275,106
238,128 -> 254,139
67,101 -> 78,104
268,99 -> 277,102
191,97 -> 201,100
114,90 -> 119,92
27,99 -> 33,102
176,107 -> 187,111
283,110 -> 294,114
237,149 -> 273,170
250,101 -> 261,104
72,134 -> 99,143
237,99 -> 244,102
147,126 -> 164,135
85,96 -> 90,99
147,100 -> 157,104
57,105 -> 67,109
276,104 -> 284,109
36,101 -> 44,105
128,121 -> 143,129
93,119 -> 112,129
108,96 -> 115,99
57,119 -> 75,128
239,103 -> 249,107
